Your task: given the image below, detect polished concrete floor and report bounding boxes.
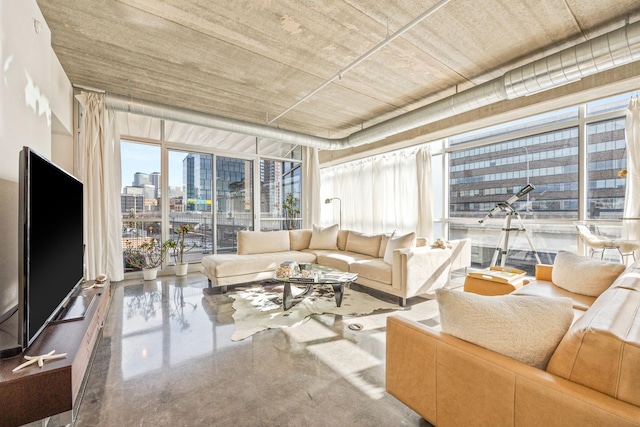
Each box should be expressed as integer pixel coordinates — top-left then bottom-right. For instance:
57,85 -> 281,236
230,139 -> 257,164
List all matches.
74,273 -> 441,426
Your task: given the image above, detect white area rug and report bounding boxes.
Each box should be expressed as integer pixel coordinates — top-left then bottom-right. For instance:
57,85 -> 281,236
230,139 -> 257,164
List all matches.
225,283 -> 403,341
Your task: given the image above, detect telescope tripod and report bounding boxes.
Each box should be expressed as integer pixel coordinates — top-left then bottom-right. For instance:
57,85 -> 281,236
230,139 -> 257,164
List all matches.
491,209 -> 541,267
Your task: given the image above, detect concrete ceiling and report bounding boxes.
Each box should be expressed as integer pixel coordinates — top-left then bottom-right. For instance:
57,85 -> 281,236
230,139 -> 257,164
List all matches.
37,0 -> 640,144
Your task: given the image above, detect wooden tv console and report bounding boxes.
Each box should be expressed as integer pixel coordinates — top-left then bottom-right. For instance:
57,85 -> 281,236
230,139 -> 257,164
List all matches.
0,280 -> 111,426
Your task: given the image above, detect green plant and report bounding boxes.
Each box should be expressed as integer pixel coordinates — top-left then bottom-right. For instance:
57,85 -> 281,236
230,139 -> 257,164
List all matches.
166,224 -> 197,264
282,192 -> 300,230
124,238 -> 170,269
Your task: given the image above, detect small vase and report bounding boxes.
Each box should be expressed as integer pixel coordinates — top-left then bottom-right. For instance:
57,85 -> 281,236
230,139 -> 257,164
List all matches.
174,262 -> 188,277
143,267 -> 158,280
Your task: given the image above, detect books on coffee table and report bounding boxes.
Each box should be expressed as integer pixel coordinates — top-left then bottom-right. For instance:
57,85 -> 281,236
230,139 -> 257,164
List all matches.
467,266 -> 526,283
289,275 -> 319,283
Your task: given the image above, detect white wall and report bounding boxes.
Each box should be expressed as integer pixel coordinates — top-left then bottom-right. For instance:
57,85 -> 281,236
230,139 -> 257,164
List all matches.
0,0 -> 73,319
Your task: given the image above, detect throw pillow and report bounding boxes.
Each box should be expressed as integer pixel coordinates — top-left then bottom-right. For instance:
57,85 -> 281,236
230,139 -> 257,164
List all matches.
378,232 -> 394,258
436,289 -> 574,369
289,229 -> 312,251
337,229 -> 349,251
345,231 -> 382,257
237,230 -> 290,255
383,231 -> 416,264
552,250 -> 626,297
308,224 -> 339,250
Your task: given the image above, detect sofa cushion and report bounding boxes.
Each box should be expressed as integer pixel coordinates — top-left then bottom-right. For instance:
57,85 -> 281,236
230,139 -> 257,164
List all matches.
202,250 -> 317,277
552,250 -> 626,297
383,231 -> 416,264
511,281 -> 596,311
237,230 -> 290,255
308,224 -> 339,250
315,251 -> 375,272
350,258 -> 392,284
289,229 -> 312,250
546,275 -> 640,406
436,289 -> 574,369
345,231 -> 382,257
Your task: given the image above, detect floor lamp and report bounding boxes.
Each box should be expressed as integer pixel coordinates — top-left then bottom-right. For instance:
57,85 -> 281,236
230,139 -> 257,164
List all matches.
325,197 -> 342,229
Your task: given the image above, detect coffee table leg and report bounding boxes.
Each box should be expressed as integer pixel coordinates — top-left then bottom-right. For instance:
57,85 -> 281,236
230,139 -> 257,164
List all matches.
282,282 -> 314,310
331,282 -> 346,307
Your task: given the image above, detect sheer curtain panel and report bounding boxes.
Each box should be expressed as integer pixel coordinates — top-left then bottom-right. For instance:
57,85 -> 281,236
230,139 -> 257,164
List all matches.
321,146 -> 433,237
77,92 -> 124,281
302,146 -> 321,228
416,147 -> 434,241
623,97 -> 640,261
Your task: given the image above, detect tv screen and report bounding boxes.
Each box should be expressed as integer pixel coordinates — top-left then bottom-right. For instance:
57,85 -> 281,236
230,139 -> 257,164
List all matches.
19,147 -> 84,347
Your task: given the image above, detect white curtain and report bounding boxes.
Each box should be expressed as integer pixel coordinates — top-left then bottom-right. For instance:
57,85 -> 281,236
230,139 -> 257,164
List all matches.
623,96 -> 640,260
416,147 -> 434,241
320,146 -> 433,237
302,146 -> 321,227
76,92 -> 124,282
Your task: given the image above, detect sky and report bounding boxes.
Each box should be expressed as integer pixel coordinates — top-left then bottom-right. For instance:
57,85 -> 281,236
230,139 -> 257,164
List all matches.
121,141 -> 185,188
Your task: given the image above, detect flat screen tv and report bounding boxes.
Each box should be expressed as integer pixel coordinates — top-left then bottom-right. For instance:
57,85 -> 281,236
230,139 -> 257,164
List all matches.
18,147 -> 85,349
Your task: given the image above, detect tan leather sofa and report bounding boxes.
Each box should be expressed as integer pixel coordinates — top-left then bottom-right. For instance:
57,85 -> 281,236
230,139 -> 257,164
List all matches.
386,262 -> 640,426
201,229 -> 471,305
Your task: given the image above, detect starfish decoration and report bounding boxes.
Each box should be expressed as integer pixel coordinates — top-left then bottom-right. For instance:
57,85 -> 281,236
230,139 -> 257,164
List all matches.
12,350 -> 67,373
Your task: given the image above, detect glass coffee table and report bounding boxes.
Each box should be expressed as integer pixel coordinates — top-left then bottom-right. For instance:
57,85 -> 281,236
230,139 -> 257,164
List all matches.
273,264 -> 358,310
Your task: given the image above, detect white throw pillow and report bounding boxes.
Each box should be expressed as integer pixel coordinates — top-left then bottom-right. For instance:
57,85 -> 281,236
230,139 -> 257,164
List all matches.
378,231 -> 395,258
308,224 -> 339,250
436,289 -> 574,369
552,250 -> 626,297
383,231 -> 416,264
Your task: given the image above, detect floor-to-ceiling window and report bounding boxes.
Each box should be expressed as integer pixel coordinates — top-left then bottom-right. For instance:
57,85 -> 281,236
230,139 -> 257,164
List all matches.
121,141 -> 163,272
258,140 -> 303,231
259,159 -> 302,231
586,118 -> 627,219
118,115 -> 301,274
168,150 -> 214,262
445,92 -> 633,273
216,156 -> 253,253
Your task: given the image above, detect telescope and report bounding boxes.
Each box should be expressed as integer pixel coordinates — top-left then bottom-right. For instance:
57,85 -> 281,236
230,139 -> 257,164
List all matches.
478,183 -> 541,267
479,184 -> 535,224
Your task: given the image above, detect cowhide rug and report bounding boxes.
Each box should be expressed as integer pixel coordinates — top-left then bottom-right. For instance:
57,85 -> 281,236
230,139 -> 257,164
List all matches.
222,283 -> 403,341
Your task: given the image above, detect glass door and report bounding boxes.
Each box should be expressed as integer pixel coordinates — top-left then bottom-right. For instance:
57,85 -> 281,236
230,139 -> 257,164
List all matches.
215,156 -> 254,253
120,141 -> 163,272
259,159 -> 302,231
168,150 -> 214,263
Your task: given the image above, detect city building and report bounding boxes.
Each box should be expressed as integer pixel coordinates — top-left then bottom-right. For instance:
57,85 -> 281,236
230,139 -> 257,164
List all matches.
183,153 -> 212,212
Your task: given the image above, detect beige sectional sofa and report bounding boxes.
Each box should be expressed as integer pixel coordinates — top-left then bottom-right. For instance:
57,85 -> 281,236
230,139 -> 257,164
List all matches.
386,253 -> 640,426
201,227 -> 471,305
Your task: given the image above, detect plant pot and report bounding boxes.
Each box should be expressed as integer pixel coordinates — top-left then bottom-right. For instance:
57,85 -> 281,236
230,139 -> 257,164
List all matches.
174,262 -> 188,276
143,267 -> 158,281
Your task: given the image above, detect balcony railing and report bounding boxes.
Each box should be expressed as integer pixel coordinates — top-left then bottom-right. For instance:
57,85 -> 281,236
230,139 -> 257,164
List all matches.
448,219 -> 624,276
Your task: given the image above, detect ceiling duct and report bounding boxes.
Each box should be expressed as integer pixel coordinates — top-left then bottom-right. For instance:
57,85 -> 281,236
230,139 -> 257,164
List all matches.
106,21 -> 640,151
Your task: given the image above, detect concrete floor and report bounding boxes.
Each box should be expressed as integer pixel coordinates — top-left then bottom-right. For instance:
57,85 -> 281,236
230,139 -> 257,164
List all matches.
73,273 -> 439,427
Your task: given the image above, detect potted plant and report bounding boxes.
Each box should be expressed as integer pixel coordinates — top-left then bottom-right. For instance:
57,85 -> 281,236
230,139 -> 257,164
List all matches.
282,192 -> 301,230
166,224 -> 197,276
124,238 -> 170,280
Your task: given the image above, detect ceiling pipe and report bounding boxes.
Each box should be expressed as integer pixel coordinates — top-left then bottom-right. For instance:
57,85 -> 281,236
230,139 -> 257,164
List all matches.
106,21 -> 640,151
267,0 -> 452,125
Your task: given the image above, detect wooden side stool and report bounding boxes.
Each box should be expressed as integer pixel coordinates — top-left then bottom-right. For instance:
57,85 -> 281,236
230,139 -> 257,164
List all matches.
463,271 -> 529,296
